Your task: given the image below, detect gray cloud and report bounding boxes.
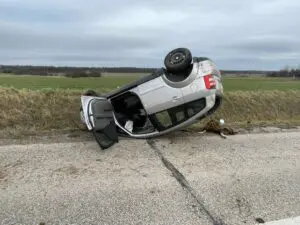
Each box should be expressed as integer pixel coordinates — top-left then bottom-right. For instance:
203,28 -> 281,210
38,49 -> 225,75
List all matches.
221,36 -> 300,54
0,0 -> 300,70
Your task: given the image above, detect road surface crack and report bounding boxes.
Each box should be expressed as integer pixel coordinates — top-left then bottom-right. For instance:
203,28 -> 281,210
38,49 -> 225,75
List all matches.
147,139 -> 226,225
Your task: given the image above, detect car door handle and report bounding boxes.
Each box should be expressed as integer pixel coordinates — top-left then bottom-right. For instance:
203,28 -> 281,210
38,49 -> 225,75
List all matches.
172,96 -> 180,100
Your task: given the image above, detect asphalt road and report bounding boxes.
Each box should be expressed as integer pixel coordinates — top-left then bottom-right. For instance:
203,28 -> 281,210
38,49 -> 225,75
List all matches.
0,131 -> 299,225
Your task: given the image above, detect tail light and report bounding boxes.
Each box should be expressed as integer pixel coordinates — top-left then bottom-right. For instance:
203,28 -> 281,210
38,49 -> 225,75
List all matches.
204,74 -> 216,89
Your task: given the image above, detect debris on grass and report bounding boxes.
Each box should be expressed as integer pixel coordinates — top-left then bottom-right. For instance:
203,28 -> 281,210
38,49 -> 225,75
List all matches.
198,118 -> 238,138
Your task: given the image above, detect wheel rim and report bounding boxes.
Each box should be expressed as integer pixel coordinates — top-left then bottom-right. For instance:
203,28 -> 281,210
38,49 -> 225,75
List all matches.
170,51 -> 186,65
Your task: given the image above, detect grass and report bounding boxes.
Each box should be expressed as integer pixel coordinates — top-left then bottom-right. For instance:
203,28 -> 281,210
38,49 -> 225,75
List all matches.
1,74 -> 300,92
222,77 -> 300,91
0,74 -> 300,137
1,88 -> 299,138
0,73 -> 142,92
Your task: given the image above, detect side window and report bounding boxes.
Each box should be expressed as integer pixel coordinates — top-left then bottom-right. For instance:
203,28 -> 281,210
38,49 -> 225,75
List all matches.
185,98 -> 207,117
155,111 -> 172,128
175,110 -> 185,122
150,98 -> 206,131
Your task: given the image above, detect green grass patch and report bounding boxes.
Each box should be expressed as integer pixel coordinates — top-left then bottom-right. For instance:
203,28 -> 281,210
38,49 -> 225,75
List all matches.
222,77 -> 300,91
0,74 -> 299,92
0,74 -> 141,93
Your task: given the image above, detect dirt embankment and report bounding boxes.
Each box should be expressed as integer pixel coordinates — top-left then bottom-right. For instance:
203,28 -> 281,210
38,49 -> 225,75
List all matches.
1,88 -> 300,138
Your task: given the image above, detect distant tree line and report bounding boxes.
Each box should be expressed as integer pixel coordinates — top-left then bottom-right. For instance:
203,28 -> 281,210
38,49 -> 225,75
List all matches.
219,70 -> 270,75
1,64 -> 299,78
0,65 -> 157,77
266,66 -> 300,78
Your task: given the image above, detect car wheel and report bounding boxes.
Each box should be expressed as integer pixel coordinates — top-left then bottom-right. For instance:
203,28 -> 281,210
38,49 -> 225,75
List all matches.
164,48 -> 192,74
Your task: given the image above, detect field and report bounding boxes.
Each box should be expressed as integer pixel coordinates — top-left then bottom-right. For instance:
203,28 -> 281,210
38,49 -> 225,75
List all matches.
1,73 -> 300,137
0,73 -> 142,93
1,73 -> 300,92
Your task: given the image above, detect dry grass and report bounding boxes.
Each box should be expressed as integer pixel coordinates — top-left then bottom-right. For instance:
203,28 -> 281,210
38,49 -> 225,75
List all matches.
193,90 -> 300,133
209,90 -> 300,124
0,88 -> 82,137
1,88 -> 300,138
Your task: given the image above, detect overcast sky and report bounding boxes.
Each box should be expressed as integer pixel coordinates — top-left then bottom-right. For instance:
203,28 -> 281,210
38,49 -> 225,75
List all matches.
0,0 -> 299,70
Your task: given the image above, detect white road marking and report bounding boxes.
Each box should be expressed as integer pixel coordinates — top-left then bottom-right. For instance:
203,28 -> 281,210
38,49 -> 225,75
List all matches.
264,216 -> 300,225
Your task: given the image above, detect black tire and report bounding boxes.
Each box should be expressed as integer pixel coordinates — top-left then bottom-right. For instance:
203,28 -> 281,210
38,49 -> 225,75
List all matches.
164,48 -> 192,74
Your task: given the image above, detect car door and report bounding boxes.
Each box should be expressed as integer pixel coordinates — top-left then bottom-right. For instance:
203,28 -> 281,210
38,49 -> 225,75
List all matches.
81,96 -> 118,150
137,77 -> 184,115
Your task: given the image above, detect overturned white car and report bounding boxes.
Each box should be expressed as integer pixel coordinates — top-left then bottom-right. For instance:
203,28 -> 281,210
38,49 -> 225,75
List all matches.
80,48 -> 224,149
